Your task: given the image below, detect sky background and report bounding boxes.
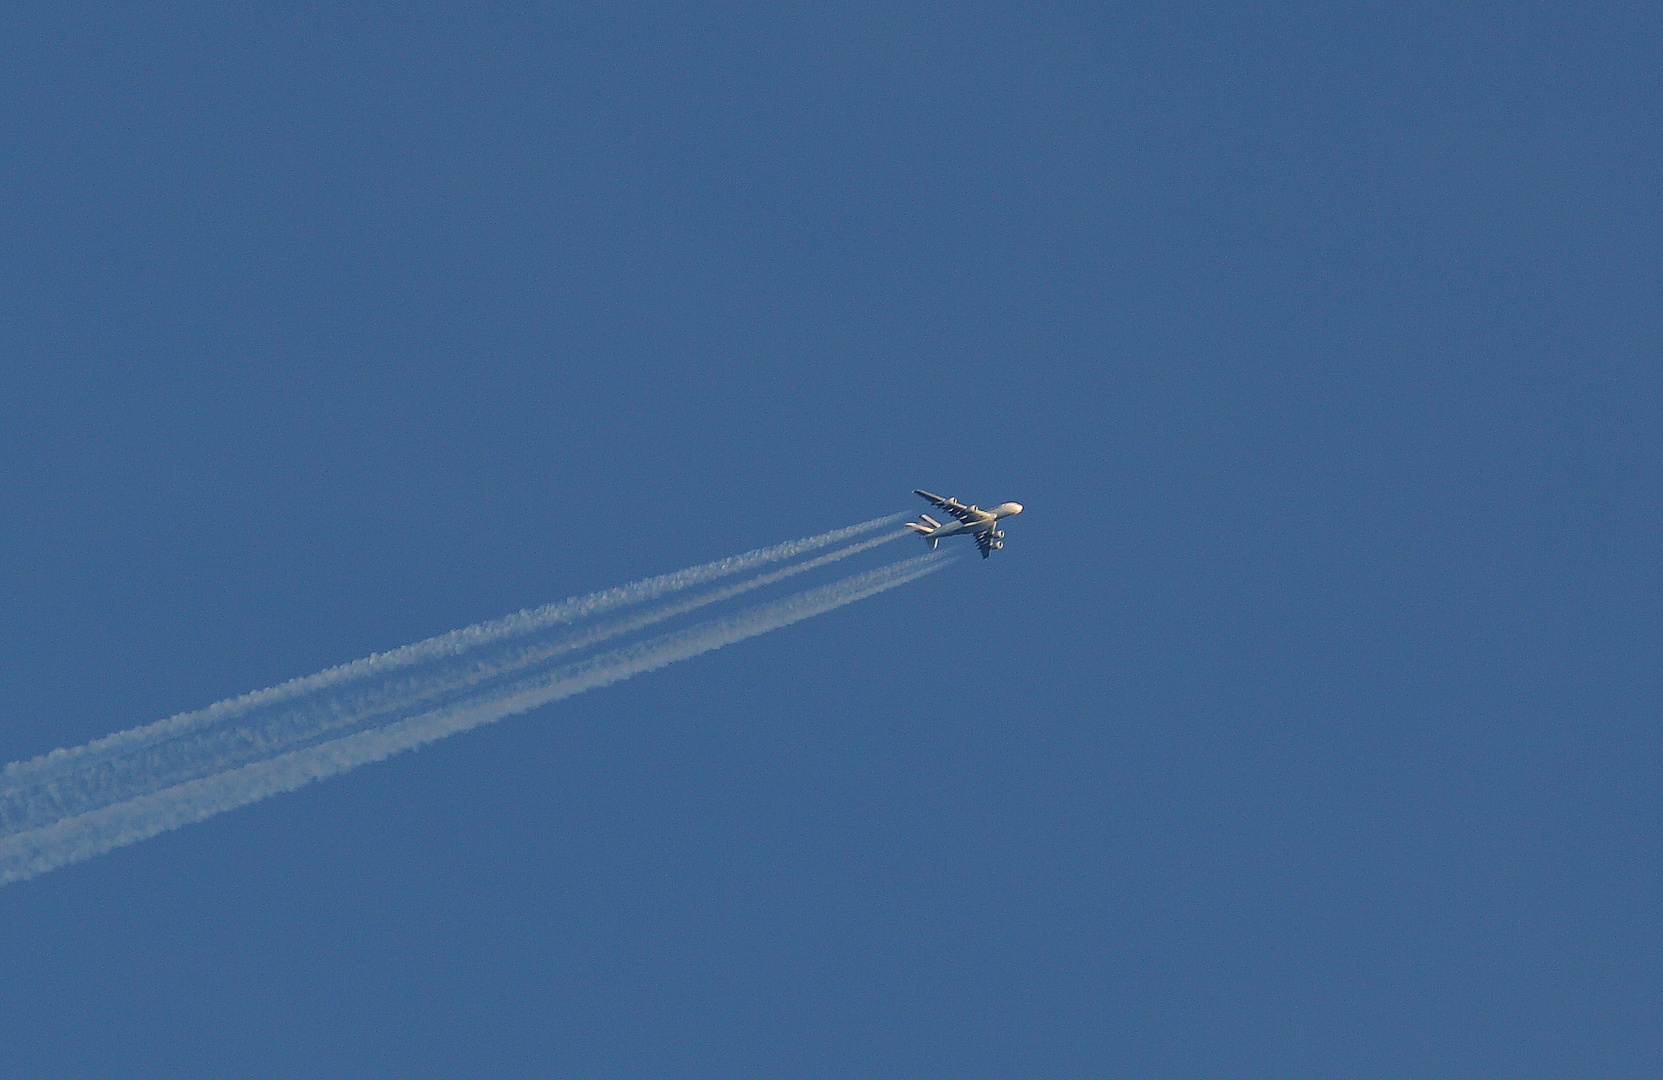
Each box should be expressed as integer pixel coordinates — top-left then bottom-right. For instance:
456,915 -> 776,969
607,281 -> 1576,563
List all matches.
2,3 -> 1659,1077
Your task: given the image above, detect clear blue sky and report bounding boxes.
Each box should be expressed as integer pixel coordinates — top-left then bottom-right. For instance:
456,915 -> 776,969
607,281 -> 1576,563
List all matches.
2,4 -> 1659,1077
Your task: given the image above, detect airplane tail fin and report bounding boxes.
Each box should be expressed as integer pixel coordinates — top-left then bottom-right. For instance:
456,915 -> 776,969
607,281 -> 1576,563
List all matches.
903,521 -> 939,550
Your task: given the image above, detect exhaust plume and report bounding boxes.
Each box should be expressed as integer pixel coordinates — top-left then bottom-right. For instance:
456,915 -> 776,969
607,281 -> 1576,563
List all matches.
0,526 -> 949,886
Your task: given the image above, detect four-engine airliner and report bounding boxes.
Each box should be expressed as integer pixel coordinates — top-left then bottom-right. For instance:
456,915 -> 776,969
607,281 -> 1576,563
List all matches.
906,490 -> 1024,558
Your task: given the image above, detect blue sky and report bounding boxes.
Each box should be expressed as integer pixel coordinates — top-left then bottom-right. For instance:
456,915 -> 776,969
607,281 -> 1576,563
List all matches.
2,4 -> 1659,1077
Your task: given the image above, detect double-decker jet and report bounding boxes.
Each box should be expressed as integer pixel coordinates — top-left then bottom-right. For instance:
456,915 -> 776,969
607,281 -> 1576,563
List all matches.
905,490 -> 1024,558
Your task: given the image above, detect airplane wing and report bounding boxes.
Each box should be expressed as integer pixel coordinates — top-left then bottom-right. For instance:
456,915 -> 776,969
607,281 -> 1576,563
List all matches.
974,530 -> 995,558
914,489 -> 990,526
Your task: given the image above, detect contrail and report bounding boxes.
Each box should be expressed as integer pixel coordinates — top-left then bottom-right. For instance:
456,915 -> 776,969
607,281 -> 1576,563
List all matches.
3,513 -> 903,795
0,529 -> 911,836
0,544 -> 952,885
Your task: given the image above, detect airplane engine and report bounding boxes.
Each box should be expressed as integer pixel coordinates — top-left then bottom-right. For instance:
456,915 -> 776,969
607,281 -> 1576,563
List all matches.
993,530 -> 1005,538
993,540 -> 1004,549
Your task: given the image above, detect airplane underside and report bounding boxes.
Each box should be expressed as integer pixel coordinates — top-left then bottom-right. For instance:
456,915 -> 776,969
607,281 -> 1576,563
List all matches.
903,519 -> 1005,554
907,490 -> 1023,558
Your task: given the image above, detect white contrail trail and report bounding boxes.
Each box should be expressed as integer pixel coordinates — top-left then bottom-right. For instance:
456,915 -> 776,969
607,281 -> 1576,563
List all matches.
0,529 -> 911,836
0,550 -> 952,885
2,514 -> 903,794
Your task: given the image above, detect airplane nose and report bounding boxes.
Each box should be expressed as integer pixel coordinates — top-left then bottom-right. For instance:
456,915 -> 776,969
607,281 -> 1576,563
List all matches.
1009,503 -> 1024,515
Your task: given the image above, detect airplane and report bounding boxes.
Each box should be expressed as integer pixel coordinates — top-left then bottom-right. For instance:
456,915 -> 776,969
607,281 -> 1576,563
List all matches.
905,490 -> 1024,558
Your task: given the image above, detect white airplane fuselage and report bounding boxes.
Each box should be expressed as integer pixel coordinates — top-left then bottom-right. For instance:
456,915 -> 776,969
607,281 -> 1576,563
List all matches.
923,505 -> 1021,538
